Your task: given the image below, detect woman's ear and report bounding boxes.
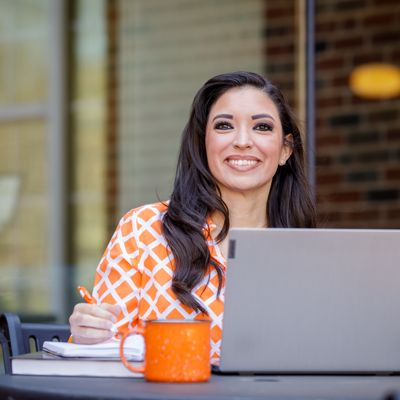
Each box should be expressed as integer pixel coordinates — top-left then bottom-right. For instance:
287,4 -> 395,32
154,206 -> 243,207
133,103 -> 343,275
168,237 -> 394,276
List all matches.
279,134 -> 294,166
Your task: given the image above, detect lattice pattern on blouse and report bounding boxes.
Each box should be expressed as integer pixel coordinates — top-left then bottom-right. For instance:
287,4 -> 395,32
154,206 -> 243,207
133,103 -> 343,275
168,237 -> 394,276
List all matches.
93,202 -> 226,364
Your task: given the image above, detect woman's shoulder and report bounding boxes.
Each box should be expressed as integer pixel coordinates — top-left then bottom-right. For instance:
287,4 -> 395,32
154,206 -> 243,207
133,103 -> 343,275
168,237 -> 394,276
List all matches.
121,201 -> 169,225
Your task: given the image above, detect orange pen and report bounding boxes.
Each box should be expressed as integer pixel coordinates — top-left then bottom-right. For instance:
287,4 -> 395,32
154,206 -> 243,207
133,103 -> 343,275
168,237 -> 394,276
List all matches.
77,285 -> 96,304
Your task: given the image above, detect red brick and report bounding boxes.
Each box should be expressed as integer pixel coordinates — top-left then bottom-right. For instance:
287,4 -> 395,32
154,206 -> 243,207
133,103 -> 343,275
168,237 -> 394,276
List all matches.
317,212 -> 343,224
386,168 -> 400,180
266,6 -> 294,19
350,95 -> 376,105
107,185 -> 117,197
387,209 -> 400,219
353,53 -> 383,64
316,21 -> 338,34
345,210 -> 379,221
372,31 -> 400,45
316,135 -> 343,147
332,75 -> 350,88
373,0 -> 400,5
387,130 -> 400,141
317,173 -> 343,185
316,117 -> 327,129
334,36 -> 364,49
369,109 -> 398,123
317,96 -> 343,108
317,57 -> 345,71
363,13 -> 398,27
329,191 -> 362,202
315,155 -> 334,166
266,44 -> 295,56
341,18 -> 358,30
391,49 -> 400,62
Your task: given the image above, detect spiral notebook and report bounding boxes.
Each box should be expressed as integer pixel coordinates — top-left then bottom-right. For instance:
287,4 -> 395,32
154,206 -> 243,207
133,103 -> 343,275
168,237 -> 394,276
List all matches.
43,335 -> 143,359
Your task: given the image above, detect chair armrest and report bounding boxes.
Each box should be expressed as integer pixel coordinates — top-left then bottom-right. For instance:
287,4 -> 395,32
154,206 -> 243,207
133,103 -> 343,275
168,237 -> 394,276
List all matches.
0,331 -> 12,374
0,313 -> 24,356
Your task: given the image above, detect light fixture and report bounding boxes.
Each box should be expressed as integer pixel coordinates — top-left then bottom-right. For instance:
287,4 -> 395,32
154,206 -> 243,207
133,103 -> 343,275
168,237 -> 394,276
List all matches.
349,63 -> 400,99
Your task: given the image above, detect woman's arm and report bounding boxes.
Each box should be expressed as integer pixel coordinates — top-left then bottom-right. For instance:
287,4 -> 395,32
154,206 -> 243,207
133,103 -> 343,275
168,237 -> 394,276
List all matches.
69,210 -> 141,344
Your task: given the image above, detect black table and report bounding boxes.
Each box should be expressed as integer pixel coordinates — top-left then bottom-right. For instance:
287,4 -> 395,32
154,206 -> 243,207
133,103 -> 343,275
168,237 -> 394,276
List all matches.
1,374 -> 400,400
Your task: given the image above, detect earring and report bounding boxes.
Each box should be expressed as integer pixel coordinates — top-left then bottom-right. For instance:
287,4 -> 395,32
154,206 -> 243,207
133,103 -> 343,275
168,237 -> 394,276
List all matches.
279,160 -> 286,166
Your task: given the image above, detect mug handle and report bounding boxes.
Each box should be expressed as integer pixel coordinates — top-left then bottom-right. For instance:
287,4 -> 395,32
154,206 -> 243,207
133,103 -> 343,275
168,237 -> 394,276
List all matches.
119,326 -> 145,374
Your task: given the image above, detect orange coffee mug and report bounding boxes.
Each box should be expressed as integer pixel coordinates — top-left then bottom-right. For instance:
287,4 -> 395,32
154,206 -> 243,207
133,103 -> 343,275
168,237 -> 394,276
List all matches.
119,319 -> 211,382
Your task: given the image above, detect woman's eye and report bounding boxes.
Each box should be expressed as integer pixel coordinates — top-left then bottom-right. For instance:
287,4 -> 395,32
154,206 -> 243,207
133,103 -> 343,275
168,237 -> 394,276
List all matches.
255,123 -> 273,132
214,121 -> 233,130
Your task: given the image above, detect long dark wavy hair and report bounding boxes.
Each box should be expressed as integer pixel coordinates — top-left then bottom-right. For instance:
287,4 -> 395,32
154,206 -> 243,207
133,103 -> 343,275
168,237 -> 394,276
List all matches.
162,71 -> 317,314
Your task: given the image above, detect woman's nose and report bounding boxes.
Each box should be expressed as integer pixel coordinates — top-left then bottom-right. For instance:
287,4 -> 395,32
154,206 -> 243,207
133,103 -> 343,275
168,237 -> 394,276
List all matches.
233,128 -> 253,148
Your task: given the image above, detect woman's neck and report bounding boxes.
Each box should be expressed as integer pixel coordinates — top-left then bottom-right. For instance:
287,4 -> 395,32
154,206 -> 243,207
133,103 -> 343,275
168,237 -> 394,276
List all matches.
212,189 -> 269,230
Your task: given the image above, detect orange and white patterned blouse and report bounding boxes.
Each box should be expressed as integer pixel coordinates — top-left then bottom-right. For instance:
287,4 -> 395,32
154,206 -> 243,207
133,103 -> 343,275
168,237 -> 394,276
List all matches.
92,202 -> 226,364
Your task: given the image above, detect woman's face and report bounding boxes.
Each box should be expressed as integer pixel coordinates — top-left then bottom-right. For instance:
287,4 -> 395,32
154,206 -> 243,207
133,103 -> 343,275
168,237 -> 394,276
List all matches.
205,86 -> 292,199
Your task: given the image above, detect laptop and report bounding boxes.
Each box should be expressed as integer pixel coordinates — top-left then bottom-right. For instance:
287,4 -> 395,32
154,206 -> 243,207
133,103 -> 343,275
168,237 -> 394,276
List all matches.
216,228 -> 400,374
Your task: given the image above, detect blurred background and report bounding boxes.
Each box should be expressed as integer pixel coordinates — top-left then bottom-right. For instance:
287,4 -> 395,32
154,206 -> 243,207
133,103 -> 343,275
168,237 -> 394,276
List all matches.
0,0 -> 399,323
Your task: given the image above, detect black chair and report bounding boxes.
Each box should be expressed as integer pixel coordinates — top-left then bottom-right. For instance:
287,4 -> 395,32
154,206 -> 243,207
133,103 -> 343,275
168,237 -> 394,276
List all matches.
0,312 -> 70,374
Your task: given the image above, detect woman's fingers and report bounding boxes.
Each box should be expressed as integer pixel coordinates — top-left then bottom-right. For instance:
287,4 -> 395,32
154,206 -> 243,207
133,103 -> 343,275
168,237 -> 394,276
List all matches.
69,303 -> 122,344
100,303 -> 122,319
73,303 -> 120,321
72,327 -> 113,344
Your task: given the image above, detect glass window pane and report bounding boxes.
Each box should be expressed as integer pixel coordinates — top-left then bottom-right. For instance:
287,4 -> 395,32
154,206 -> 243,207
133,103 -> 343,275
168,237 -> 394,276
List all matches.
0,119 -> 50,315
70,0 -> 108,293
0,0 -> 50,105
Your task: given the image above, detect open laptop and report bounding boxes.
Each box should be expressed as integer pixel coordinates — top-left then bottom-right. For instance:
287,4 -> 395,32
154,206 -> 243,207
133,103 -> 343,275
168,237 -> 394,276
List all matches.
216,228 -> 400,374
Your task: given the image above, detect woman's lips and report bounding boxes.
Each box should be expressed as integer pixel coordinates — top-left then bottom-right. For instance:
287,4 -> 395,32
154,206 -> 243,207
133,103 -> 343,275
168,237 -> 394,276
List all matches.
225,157 -> 261,171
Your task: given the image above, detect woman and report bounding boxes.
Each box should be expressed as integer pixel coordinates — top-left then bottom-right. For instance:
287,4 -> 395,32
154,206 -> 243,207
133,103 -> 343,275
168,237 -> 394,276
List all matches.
69,71 -> 317,364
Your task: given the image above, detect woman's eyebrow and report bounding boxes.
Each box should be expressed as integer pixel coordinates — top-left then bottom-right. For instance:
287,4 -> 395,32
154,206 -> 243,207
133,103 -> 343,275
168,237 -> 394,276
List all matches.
212,113 -> 233,122
252,113 -> 275,121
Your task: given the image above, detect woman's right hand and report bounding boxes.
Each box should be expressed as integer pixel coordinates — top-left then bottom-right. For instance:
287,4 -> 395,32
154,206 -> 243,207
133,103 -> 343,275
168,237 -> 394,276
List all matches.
69,303 -> 121,344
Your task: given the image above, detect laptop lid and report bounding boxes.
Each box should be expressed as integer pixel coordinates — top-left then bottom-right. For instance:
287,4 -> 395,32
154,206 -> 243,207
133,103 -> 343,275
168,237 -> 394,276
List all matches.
219,228 -> 400,374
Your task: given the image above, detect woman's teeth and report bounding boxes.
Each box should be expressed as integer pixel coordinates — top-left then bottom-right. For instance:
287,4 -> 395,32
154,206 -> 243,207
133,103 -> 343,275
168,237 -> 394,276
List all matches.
228,159 -> 258,167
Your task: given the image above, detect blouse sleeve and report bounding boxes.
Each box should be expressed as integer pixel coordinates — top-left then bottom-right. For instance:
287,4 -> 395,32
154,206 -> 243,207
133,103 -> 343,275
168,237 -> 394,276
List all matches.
92,209 -> 142,332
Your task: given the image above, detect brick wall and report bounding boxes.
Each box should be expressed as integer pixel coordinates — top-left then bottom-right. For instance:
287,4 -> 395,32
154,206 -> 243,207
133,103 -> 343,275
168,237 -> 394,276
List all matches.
105,0 -> 119,236
266,0 -> 400,228
264,1 -> 297,108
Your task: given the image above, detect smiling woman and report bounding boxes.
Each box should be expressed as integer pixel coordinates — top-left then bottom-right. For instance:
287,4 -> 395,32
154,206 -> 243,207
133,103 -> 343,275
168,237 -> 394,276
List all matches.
69,71 -> 317,365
